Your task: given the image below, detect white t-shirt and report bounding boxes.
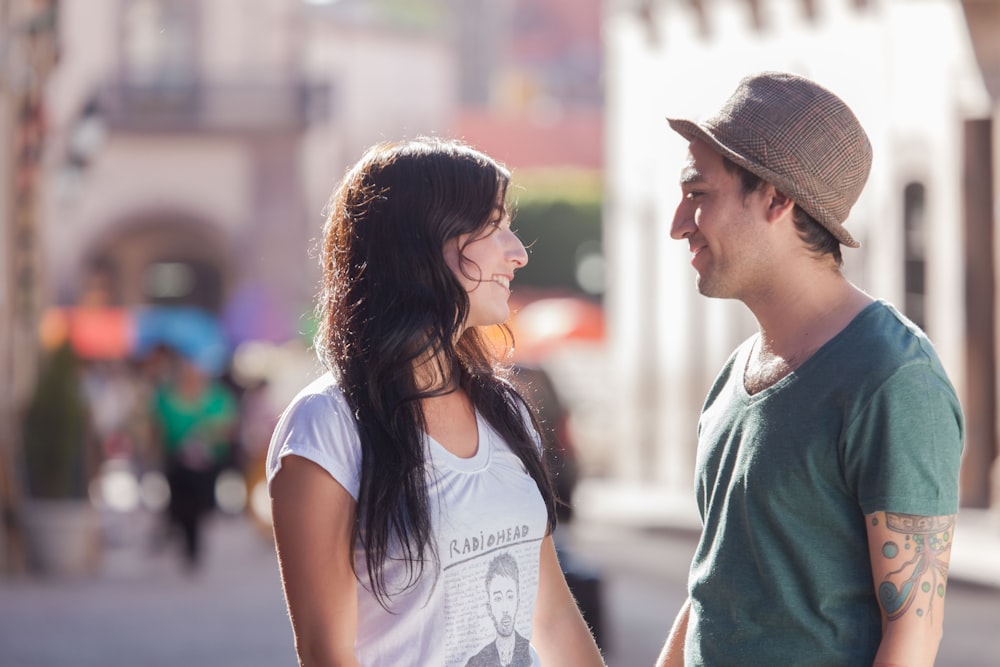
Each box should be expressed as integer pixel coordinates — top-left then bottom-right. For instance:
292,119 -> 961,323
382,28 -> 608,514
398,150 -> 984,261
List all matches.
267,373 -> 547,667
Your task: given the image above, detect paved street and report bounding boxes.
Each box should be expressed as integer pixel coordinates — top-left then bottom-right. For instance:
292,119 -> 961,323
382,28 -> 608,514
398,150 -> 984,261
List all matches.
0,512 -> 291,667
0,504 -> 998,666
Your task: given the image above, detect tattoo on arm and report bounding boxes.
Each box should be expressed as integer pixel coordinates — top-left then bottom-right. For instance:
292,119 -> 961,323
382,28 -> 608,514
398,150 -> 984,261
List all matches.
873,513 -> 954,622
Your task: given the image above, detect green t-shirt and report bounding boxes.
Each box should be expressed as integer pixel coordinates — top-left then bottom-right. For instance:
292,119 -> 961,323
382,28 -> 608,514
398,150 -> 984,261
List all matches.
687,301 -> 963,666
151,382 -> 237,464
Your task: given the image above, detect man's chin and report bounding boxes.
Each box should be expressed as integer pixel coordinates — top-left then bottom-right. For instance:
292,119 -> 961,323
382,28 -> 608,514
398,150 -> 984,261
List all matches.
696,278 -> 730,299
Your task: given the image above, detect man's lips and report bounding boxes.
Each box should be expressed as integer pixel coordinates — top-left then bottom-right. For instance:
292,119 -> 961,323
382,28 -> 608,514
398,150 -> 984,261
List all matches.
689,244 -> 707,266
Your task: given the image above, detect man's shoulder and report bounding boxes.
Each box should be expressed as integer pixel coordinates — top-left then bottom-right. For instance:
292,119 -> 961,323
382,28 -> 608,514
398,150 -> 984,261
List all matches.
832,301 -> 961,426
838,300 -> 944,370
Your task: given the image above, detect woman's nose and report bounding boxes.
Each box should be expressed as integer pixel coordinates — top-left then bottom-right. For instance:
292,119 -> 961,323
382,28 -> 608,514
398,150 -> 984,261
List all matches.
508,232 -> 528,268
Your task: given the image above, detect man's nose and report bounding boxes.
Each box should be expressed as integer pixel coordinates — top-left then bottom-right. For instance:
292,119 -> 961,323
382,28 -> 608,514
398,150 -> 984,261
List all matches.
670,203 -> 695,240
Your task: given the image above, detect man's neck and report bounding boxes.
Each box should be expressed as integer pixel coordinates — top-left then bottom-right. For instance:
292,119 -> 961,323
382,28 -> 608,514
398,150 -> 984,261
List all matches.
742,274 -> 872,395
749,271 -> 870,359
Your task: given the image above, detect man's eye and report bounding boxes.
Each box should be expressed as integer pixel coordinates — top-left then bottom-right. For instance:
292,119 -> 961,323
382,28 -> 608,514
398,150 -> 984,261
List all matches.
685,191 -> 703,200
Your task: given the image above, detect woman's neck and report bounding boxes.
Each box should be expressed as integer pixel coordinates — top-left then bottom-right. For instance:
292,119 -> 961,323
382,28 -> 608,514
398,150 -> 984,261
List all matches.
413,352 -> 455,395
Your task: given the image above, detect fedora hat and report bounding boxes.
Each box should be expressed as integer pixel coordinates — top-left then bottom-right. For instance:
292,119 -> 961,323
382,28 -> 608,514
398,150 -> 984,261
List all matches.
667,71 -> 872,248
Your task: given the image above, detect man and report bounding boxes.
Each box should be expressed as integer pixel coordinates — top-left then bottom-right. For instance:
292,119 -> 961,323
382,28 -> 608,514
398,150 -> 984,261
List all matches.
656,71 -> 964,666
467,552 -> 532,667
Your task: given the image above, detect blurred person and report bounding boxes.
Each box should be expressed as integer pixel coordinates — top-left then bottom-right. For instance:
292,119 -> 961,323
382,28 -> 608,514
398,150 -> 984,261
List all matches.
656,72 -> 963,667
514,364 -> 607,652
238,378 -> 279,469
81,359 -> 138,460
466,552 -> 531,667
267,138 -> 604,666
149,350 -> 237,570
132,345 -> 178,479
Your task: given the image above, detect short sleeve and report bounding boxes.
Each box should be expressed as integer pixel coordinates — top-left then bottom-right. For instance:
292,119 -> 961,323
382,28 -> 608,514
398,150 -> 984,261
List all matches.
265,377 -> 363,500
845,362 -> 964,517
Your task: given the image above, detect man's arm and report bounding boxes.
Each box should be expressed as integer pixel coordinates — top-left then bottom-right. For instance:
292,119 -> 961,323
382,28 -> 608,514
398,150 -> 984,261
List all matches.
866,511 -> 955,667
655,597 -> 690,667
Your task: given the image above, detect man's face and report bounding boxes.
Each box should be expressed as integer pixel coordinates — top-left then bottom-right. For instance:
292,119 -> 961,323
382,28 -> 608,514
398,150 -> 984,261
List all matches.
670,139 -> 772,300
487,573 -> 519,638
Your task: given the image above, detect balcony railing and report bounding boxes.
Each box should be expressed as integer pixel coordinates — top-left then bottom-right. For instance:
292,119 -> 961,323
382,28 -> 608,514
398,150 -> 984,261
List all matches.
98,79 -> 332,133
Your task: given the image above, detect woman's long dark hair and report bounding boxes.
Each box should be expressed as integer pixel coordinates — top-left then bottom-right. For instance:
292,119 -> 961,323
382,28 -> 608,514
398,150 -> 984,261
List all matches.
315,137 -> 557,608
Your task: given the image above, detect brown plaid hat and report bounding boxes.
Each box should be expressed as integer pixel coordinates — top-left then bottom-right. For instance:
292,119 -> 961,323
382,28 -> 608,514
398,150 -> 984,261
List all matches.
667,71 -> 872,248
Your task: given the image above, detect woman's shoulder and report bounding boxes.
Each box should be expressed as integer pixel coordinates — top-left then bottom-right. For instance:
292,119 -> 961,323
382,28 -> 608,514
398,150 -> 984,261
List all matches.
273,373 -> 360,446
283,372 -> 350,414
267,372 -> 363,493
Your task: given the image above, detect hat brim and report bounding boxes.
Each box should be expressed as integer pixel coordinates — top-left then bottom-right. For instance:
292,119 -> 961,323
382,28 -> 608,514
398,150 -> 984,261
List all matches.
666,117 -> 861,249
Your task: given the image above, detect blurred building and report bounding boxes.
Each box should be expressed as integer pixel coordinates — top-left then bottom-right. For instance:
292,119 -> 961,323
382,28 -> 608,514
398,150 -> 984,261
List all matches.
38,0 -> 604,324
41,0 -> 455,325
449,0 -> 604,171
604,0 -> 1000,511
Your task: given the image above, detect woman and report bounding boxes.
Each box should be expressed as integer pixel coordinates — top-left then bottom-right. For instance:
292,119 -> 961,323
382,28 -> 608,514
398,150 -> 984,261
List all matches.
267,138 -> 605,666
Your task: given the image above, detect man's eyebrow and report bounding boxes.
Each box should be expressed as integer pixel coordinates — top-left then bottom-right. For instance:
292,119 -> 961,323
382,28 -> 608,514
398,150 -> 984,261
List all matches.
679,166 -> 704,186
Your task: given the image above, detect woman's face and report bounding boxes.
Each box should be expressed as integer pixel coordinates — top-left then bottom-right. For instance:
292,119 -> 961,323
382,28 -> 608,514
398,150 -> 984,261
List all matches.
443,211 -> 528,330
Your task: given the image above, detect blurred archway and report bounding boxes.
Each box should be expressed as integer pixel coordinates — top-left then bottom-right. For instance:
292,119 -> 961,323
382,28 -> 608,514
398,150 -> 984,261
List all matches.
81,212 -> 231,313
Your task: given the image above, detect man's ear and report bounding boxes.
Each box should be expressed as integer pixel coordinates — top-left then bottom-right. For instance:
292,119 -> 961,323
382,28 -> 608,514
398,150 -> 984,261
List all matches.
766,188 -> 796,223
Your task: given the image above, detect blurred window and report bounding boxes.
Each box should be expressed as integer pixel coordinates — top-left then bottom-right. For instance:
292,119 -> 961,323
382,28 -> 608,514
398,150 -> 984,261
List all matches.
143,260 -> 222,311
903,182 -> 927,331
123,0 -> 198,85
144,262 -> 196,299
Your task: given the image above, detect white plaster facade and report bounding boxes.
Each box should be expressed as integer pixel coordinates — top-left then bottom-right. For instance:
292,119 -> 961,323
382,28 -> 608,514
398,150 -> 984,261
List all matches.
604,0 -> 992,496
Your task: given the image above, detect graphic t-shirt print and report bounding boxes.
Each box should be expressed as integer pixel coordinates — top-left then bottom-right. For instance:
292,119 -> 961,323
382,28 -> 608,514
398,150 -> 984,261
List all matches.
442,523 -> 541,666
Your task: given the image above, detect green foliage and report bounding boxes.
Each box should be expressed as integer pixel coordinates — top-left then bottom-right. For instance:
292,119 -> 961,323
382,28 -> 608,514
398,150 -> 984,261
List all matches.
508,170 -> 603,295
511,169 -> 603,207
374,0 -> 447,31
22,342 -> 91,499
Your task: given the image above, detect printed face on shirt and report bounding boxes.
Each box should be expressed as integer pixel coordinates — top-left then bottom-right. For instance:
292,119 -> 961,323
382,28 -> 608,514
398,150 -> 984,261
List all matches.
443,212 -> 528,330
487,573 -> 519,638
